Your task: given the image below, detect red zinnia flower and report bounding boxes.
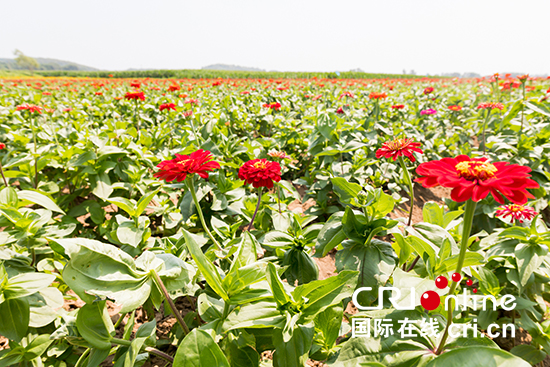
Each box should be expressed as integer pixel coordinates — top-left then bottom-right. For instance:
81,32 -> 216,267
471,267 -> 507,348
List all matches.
0,143 -> 5,150
335,107 -> 345,114
517,74 -> 529,82
16,104 -> 42,114
184,98 -> 198,105
154,149 -> 220,182
130,81 -> 141,89
238,159 -> 281,189
168,85 -> 181,92
159,103 -> 176,112
376,138 -> 423,162
496,204 -> 537,223
183,110 -> 193,118
369,92 -> 387,100
415,155 -> 539,204
391,104 -> 405,110
448,105 -> 462,111
423,87 -> 434,95
262,102 -> 281,110
477,102 -> 504,110
125,91 -> 145,101
338,91 -> 355,99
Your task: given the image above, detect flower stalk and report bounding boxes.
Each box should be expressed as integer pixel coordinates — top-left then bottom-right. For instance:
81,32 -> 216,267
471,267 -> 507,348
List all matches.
398,156 -> 415,226
151,269 -> 190,336
186,176 -> 222,251
435,199 -> 477,354
247,188 -> 263,231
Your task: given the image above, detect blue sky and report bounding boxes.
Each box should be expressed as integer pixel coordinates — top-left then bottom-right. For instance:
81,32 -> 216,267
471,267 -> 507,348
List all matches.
2,0 -> 549,75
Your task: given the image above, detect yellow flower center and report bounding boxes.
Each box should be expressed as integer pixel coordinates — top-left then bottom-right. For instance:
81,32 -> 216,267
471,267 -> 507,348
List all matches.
509,204 -> 522,212
386,139 -> 408,151
455,160 -> 497,181
253,160 -> 267,170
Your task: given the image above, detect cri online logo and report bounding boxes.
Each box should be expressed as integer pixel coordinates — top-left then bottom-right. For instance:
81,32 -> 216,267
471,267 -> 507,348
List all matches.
352,273 -> 517,312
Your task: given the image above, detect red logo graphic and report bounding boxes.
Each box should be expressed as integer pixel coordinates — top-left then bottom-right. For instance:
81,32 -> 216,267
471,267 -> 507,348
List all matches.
420,273 -> 478,311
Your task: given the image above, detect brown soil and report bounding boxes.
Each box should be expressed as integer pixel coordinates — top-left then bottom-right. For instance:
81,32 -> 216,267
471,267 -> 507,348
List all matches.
388,185 -> 452,225
493,328 -> 550,366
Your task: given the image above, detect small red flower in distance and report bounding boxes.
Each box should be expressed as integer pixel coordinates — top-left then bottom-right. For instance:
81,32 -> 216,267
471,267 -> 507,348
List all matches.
16,104 -> 42,114
95,92 -> 103,96
238,159 -> 281,189
183,111 -> 193,118
267,151 -> 291,160
154,149 -> 220,182
517,74 -> 529,82
168,85 -> 181,92
130,81 -> 141,89
336,107 -> 345,114
159,103 -> 176,112
184,98 -> 199,105
338,91 -> 355,99
369,92 -> 388,100
0,143 -> 5,150
125,91 -> 145,101
477,102 -> 504,110
391,104 -> 405,110
262,102 -> 281,110
376,138 -> 423,162
448,105 -> 462,111
496,204 -> 537,223
415,155 -> 539,204
423,87 -> 434,95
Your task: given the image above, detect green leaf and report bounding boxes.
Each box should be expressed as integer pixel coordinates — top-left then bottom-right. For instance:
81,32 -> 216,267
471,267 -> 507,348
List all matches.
473,267 -> 502,297
510,344 -> 546,365
266,263 -> 291,309
423,202 -> 444,227
2,272 -> 55,300
426,346 -> 530,367
18,190 -> 65,214
296,270 -> 358,319
53,238 -> 153,313
331,177 -> 362,205
0,298 -> 29,342
23,334 -> 53,360
173,329 -> 230,367
272,325 -> 314,367
0,187 -> 18,208
315,212 -> 346,257
107,197 -> 136,217
283,248 -> 319,286
435,252 -> 484,274
135,188 -> 160,218
182,229 -> 229,301
76,301 -> 114,350
515,243 -> 547,287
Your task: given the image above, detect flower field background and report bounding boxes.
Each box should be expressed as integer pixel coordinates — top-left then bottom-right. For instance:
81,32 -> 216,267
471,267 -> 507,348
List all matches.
1,74 -> 550,366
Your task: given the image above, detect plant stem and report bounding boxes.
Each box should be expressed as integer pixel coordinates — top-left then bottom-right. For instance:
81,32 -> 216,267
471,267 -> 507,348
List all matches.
276,183 -> 282,214
0,162 -> 8,186
151,270 -> 190,336
144,347 -> 174,363
247,187 -> 263,231
186,176 -> 222,251
113,312 -> 127,328
406,255 -> 420,272
482,109 -> 491,156
74,348 -> 91,367
30,116 -> 39,188
519,82 -> 526,139
398,156 -> 415,226
435,199 -> 477,355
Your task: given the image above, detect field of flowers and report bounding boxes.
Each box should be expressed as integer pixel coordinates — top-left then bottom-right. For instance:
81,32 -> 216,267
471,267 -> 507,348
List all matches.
1,74 -> 550,367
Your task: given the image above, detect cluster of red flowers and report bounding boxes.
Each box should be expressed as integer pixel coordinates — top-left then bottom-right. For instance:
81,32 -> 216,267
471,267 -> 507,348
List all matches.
391,104 -> 405,110
155,149 -> 283,190
263,102 -> 281,110
416,155 -> 538,204
238,159 -> 281,189
167,85 -> 181,92
496,204 -> 537,223
423,87 -> 434,95
124,91 -> 145,101
448,105 -> 462,111
477,102 -> 504,110
376,138 -> 423,162
369,92 -> 388,100
16,104 -> 42,114
159,103 -> 176,112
